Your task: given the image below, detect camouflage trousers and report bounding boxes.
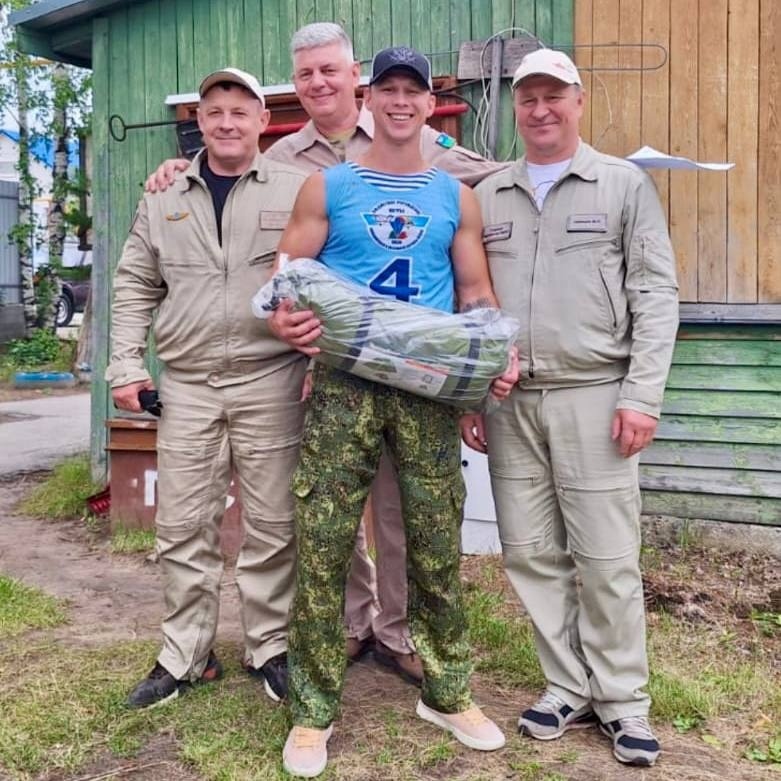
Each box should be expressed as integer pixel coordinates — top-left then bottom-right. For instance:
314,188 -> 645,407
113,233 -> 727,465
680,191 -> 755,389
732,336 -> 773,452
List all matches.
288,365 -> 474,727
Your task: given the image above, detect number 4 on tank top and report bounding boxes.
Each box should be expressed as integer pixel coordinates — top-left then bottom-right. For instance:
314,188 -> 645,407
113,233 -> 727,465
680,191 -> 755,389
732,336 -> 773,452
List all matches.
369,257 -> 421,302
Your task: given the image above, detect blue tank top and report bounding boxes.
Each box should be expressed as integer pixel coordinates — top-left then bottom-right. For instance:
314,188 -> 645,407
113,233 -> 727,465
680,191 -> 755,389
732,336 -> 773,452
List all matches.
318,163 -> 460,313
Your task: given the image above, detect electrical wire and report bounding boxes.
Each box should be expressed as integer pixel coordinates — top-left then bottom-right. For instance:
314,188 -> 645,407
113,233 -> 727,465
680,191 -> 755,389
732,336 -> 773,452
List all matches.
472,27 -> 546,161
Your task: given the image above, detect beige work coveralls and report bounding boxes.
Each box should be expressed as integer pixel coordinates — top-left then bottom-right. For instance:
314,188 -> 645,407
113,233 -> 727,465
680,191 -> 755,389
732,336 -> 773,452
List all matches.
476,141 -> 679,720
106,151 -> 307,679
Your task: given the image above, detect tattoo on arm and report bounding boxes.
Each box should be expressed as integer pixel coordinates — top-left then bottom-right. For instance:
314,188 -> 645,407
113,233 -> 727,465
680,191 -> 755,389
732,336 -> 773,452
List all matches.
460,297 -> 493,313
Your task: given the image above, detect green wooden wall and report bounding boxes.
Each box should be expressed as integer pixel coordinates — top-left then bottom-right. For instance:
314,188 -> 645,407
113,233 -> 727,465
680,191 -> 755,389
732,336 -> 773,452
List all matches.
88,0 -> 574,474
640,324 -> 781,526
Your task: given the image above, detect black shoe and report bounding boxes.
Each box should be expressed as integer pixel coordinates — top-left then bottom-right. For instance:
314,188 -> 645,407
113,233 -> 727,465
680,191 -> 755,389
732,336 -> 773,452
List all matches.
246,651 -> 288,702
127,651 -> 223,709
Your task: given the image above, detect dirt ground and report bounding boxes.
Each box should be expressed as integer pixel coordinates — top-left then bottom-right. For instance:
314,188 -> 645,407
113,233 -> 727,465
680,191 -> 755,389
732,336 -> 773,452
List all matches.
1,477 -> 779,781
0,383 -> 87,404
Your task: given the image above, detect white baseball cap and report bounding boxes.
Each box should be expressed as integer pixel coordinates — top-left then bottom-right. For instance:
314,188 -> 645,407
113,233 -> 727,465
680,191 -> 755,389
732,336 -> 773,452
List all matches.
512,49 -> 582,89
199,67 -> 266,107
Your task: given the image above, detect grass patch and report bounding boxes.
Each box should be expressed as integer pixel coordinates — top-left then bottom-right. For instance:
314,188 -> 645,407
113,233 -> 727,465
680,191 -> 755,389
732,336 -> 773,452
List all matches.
465,584 -> 545,690
18,454 -> 100,520
0,576 -> 66,636
110,526 -> 156,554
648,609 -> 780,729
0,640 -> 292,780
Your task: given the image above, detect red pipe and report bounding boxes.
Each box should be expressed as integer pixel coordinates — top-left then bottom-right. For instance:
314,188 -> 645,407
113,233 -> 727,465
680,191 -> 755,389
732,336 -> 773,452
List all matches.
261,101 -> 469,137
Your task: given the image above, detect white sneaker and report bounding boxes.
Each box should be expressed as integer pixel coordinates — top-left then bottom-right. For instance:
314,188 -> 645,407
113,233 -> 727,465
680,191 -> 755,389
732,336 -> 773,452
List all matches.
416,700 -> 505,750
282,724 -> 333,778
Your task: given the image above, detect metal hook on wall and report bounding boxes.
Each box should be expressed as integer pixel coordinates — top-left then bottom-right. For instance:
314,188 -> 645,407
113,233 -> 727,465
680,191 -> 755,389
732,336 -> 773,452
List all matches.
109,114 -> 182,142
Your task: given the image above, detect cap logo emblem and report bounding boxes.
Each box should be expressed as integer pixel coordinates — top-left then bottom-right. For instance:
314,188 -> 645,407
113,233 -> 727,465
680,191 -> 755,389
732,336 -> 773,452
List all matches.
389,47 -> 417,63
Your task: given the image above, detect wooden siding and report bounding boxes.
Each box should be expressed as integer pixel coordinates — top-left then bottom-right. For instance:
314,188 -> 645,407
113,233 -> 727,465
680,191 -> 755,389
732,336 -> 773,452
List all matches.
640,324 -> 781,526
87,0 -> 574,475
574,0 -> 779,306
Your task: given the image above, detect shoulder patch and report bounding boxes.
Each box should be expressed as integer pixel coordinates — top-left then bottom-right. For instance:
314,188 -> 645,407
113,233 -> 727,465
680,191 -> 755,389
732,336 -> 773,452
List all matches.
435,133 -> 456,150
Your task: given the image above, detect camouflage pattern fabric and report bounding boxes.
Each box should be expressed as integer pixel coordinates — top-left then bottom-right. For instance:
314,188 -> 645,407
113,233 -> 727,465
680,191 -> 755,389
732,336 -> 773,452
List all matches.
288,365 -> 474,727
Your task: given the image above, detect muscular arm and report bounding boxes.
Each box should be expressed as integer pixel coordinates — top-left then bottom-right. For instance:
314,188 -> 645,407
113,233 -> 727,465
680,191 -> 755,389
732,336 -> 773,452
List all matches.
273,173 -> 329,270
452,185 -> 518,401
451,185 -> 499,312
267,173 -> 330,353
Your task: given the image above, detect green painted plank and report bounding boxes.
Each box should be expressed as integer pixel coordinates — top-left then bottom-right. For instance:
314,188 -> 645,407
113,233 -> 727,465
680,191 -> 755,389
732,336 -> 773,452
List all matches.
223,0 -> 244,67
142,2 -> 162,188
91,16 -> 111,481
535,0 -> 554,45
642,441 -> 781,471
127,3 -> 149,189
209,0 -> 229,67
666,364 -> 781,391
640,465 -> 781,499
371,0 -> 392,52
450,0 -> 472,78
390,0 -> 411,47
492,0 -> 517,162
175,0 -> 196,91
156,0 -> 180,165
429,0 -> 451,74
297,0 -> 317,28
514,0 -> 537,34
550,0 -> 573,48
409,0 -> 431,56
655,415 -> 781,445
352,0 -> 373,66
661,389 -> 781,418
315,0 -> 335,20
672,340 -> 781,367
195,0 -> 220,76
333,0 -> 354,39
677,324 -> 781,341
641,491 -> 781,526
242,0 -> 264,80
262,0 -> 295,86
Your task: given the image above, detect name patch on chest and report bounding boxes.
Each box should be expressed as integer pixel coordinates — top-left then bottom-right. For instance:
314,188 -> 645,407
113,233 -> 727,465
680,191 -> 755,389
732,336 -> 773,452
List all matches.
482,222 -> 513,243
566,213 -> 608,232
260,211 -> 291,230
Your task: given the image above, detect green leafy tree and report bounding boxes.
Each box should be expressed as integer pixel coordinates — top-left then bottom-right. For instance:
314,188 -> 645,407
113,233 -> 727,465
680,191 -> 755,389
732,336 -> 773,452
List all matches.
0,1 -> 91,333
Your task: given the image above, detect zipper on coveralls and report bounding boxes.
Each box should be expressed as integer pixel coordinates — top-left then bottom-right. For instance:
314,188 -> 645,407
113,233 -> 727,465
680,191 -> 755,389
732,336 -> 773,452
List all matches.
527,208 -> 541,379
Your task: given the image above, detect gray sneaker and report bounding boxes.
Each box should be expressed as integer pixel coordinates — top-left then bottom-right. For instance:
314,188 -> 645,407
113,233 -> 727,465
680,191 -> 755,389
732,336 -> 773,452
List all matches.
600,716 -> 660,766
518,691 -> 597,740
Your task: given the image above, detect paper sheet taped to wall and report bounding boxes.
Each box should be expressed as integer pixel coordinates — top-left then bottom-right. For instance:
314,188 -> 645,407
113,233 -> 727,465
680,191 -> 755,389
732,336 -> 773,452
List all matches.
626,145 -> 734,171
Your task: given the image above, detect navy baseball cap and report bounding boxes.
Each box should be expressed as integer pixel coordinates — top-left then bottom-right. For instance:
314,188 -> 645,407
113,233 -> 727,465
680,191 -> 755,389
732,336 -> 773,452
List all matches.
370,46 -> 433,90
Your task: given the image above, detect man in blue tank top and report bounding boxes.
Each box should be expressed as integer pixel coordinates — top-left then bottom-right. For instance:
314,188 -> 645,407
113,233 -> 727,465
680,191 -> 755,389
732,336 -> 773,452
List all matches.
268,46 -> 518,778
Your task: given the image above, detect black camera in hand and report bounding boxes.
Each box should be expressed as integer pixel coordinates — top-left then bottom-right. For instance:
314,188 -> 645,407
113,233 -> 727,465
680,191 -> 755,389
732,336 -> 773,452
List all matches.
138,389 -> 163,417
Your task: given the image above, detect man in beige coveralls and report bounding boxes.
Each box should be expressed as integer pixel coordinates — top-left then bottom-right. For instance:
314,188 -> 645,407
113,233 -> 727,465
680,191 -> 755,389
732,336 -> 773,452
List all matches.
107,68 -> 307,708
146,22 -> 505,685
466,50 -> 679,767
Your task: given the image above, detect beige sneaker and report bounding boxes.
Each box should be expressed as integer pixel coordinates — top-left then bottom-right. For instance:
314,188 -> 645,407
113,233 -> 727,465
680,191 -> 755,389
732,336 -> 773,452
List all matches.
282,725 -> 333,778
416,700 -> 505,750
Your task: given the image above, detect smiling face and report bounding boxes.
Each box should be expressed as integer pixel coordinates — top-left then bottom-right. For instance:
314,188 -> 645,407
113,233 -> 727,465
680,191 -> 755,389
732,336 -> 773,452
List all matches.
292,42 -> 361,131
364,71 -> 435,144
513,74 -> 584,163
196,84 -> 270,174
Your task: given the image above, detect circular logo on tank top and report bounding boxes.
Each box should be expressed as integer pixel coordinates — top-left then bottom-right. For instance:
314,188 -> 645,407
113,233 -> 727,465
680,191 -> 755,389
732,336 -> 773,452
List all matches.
361,200 -> 431,250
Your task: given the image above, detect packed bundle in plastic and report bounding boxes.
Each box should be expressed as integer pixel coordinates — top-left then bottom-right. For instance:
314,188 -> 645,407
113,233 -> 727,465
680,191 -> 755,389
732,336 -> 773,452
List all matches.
252,258 -> 521,410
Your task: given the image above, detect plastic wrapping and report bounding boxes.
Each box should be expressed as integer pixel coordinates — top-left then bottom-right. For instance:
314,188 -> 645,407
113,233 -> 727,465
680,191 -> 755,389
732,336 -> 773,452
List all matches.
252,258 -> 521,410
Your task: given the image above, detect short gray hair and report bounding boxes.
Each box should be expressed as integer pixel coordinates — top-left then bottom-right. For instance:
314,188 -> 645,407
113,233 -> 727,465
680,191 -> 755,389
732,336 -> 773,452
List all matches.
290,22 -> 355,62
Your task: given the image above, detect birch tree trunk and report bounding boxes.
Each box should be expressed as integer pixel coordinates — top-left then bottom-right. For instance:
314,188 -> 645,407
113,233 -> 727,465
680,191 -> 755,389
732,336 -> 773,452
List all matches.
40,64 -> 68,331
15,66 -> 37,335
